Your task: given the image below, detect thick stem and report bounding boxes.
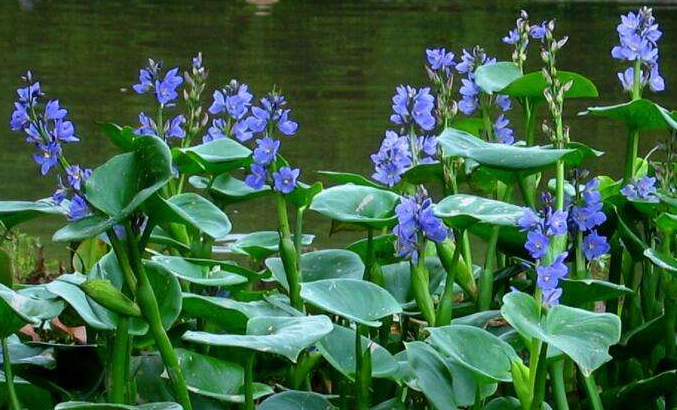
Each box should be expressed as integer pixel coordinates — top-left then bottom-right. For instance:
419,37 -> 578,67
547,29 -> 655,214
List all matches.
574,230 -> 586,280
524,99 -> 537,147
109,317 -> 130,403
435,240 -> 462,326
244,352 -> 255,410
294,207 -> 305,265
582,373 -> 605,410
2,337 -> 21,410
355,324 -> 371,410
530,344 -> 549,410
479,225 -> 500,311
125,223 -> 193,410
549,359 -> 570,410
411,255 -> 436,326
275,193 -> 302,310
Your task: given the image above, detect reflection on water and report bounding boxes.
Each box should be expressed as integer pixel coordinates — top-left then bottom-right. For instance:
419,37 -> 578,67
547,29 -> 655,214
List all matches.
0,0 -> 676,258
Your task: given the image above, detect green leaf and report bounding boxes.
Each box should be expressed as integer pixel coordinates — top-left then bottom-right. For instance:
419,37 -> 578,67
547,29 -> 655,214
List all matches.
181,293 -> 290,333
265,249 -> 364,291
316,324 -> 398,380
54,135 -> 173,242
611,314 -> 665,359
600,370 -> 677,410
0,283 -> 61,338
166,348 -> 273,403
310,184 -> 400,229
500,70 -> 598,99
287,181 -> 324,209
173,138 -> 251,175
484,397 -> 522,410
346,234 -> 398,265
0,200 -> 64,231
149,226 -> 190,252
55,402 -> 182,410
427,325 -> 518,383
143,260 -> 182,330
643,247 -> 677,274
317,171 -> 385,189
501,292 -> 621,376
1,372 -> 54,410
400,163 -> 445,185
435,194 -> 524,230
208,174 -> 271,205
474,62 -> 522,94
656,212 -> 677,232
405,341 -> 458,410
72,238 -> 108,273
300,278 -> 402,327
182,315 -> 333,362
559,279 -> 633,307
583,99 -> 677,131
615,207 -> 648,258
151,255 -> 247,287
225,231 -> 315,260
100,123 -> 136,151
148,193 -> 232,239
0,249 -> 12,288
80,279 -> 141,317
258,391 -> 336,410
381,257 -> 448,309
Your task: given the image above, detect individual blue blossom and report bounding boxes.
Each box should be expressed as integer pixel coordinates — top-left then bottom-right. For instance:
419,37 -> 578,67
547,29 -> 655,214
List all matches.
547,209 -> 569,235
65,165 -> 92,191
455,47 -> 511,117
571,202 -> 606,231
166,115 -> 186,139
518,208 -> 543,232
583,230 -> 611,261
493,114 -> 514,144
246,93 -> 299,137
133,60 -> 183,106
611,7 -> 664,94
371,130 -> 413,187
67,194 -> 90,221
209,81 -> 253,120
390,85 -> 436,131
426,48 -> 456,76
44,100 -> 67,121
203,118 -> 227,143
52,119 -> 78,143
393,194 -> 450,262
530,21 -> 547,40
621,175 -> 659,202
503,29 -> 520,45
135,113 -> 155,136
542,287 -> 563,306
417,135 -> 438,164
272,166 -> 300,194
525,231 -> 549,259
536,252 -> 568,290
244,164 -> 267,190
32,142 -> 61,175
278,110 -> 298,136
458,77 -> 481,115
253,137 -> 280,165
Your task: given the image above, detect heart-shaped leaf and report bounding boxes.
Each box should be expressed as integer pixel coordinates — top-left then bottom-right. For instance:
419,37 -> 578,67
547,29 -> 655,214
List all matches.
474,62 -> 522,94
500,70 -> 598,99
0,200 -> 64,231
583,99 -> 677,131
435,194 -> 523,230
265,249 -> 364,291
151,256 -> 247,287
501,292 -> 621,376
316,324 -> 398,380
173,138 -> 251,175
0,335 -> 55,369
300,278 -> 402,327
181,293 -> 290,333
643,247 -> 677,274
381,257 -> 448,309
258,391 -> 336,410
559,279 -> 633,307
405,341 -> 458,410
310,184 -> 400,229
183,315 -> 333,362
148,193 -> 232,239
164,348 -> 273,403
427,325 -> 518,383
208,174 -> 271,205
223,231 -> 315,260
317,171 -> 385,189
100,123 -> 136,151
0,283 -> 58,338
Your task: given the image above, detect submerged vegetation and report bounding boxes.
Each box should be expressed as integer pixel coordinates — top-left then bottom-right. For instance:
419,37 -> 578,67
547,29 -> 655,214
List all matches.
0,6 -> 676,410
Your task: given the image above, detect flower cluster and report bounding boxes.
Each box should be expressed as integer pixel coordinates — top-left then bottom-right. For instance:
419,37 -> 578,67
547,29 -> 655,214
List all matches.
612,7 -> 664,93
425,48 -> 458,123
10,72 -> 92,221
182,53 -> 210,142
205,80 -> 254,143
370,131 -> 437,187
393,192 -> 450,262
390,85 -> 436,132
502,10 -> 533,70
242,92 -> 300,195
518,196 -> 570,305
425,48 -> 456,81
621,175 -> 659,202
570,177 -> 610,261
132,59 -> 186,140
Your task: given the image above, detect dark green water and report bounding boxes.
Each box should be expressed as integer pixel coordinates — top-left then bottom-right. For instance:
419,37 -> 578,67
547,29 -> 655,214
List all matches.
1,0 -> 676,257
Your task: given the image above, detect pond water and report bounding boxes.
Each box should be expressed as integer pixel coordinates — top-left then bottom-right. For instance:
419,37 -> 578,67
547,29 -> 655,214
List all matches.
1,0 -> 676,258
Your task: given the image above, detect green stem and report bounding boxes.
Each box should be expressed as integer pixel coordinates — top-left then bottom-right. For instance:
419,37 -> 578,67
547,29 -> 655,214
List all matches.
530,344 -> 549,410
555,160 -> 565,211
582,373 -> 605,410
355,323 -> 371,410
2,337 -> 21,410
575,230 -> 586,280
294,207 -> 305,264
663,232 -> 676,359
411,253 -> 436,326
244,352 -> 255,410
549,359 -> 570,410
125,223 -> 193,410
518,175 -> 537,210
109,317 -> 130,404
524,99 -> 537,147
435,239 -> 461,326
275,193 -> 302,310
479,225 -> 499,311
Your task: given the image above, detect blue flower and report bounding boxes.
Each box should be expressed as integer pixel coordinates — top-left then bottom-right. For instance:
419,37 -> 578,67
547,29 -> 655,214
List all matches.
32,142 -> 61,175
272,166 -> 300,194
133,67 -> 154,94
493,114 -> 514,144
245,93 -> 299,138
45,100 -> 67,121
390,85 -> 436,131
526,231 -> 549,259
65,165 -> 92,191
426,48 -> 455,76
67,194 -> 90,221
571,202 -> 606,231
232,120 -> 253,142
278,109 -> 298,136
166,115 -> 186,139
10,103 -> 29,131
203,118 -> 227,143
518,208 -> 543,232
583,230 -> 610,261
546,209 -> 569,235
503,29 -> 520,45
135,113 -> 156,136
53,119 -> 78,143
542,287 -> 563,306
536,252 -> 568,290
621,176 -> 658,202
244,164 -> 268,190
155,67 -> 183,106
209,81 -> 253,120
371,130 -> 413,187
530,21 -> 547,40
253,137 -> 280,165
393,194 -> 450,262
